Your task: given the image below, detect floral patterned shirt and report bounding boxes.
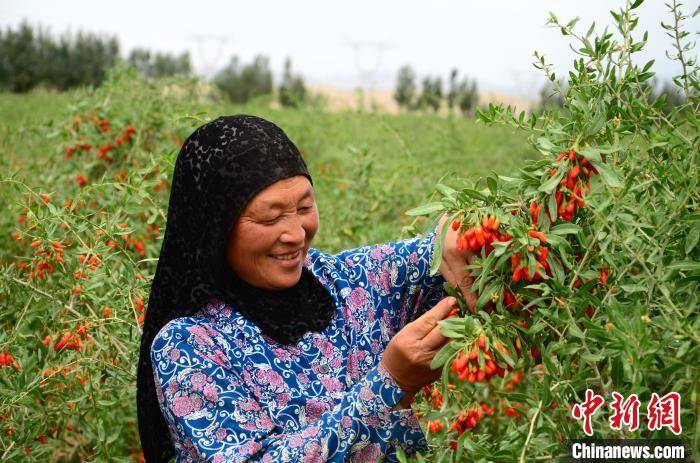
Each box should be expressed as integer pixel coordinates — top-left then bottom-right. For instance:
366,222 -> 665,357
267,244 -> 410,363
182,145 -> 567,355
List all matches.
151,226 -> 447,462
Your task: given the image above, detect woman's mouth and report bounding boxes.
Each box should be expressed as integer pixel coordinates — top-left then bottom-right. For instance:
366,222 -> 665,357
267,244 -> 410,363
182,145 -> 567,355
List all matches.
269,250 -> 302,265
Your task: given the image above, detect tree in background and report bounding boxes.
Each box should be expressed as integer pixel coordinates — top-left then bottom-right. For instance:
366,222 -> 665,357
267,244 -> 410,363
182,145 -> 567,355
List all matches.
644,78 -> 688,115
416,76 -> 443,112
0,22 -> 42,92
456,76 -> 479,116
278,58 -> 307,108
213,55 -> 273,103
127,48 -> 191,79
0,22 -> 119,92
393,65 -> 416,110
654,80 -> 687,114
447,68 -> 459,113
447,69 -> 479,117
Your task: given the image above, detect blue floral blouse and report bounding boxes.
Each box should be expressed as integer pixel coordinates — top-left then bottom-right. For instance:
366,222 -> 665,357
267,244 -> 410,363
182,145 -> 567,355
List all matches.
150,226 -> 448,463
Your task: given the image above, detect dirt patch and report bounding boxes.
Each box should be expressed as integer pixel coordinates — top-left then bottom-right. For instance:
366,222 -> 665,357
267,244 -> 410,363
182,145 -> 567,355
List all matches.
306,84 -> 536,115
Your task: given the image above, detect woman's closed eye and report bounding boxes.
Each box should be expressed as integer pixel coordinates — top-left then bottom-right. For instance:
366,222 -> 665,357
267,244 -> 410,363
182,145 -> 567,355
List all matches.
261,206 -> 313,224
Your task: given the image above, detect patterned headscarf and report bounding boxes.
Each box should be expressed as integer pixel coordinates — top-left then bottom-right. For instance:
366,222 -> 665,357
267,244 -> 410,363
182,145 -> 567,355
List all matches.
136,115 -> 337,462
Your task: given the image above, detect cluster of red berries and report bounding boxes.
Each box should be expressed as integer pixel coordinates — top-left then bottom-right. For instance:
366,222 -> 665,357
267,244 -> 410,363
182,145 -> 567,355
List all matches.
21,240 -> 70,280
453,215 -> 512,255
134,295 -> 145,325
0,351 -> 16,370
504,370 -> 523,391
450,335 -> 507,384
450,403 -> 495,434
65,118 -> 137,188
419,383 -> 459,411
118,222 -> 147,258
65,116 -> 136,160
43,322 -> 92,352
551,148 -> 595,222
73,249 -> 103,280
510,243 -> 551,284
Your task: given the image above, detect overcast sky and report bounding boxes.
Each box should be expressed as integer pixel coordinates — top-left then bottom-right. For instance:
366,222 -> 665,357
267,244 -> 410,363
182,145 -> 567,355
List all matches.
2,1 -> 697,98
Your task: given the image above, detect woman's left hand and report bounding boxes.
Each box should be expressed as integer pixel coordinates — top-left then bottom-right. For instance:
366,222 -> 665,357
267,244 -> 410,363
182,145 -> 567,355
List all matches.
436,213 -> 478,313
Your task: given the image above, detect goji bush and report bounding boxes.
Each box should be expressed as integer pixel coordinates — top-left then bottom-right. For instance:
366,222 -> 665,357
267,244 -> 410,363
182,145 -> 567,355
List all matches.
403,2 -> 699,462
0,67 -> 194,461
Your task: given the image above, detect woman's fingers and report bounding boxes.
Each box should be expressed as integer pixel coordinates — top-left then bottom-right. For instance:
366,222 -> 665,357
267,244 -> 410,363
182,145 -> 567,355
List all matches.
409,297 -> 456,338
421,323 -> 451,351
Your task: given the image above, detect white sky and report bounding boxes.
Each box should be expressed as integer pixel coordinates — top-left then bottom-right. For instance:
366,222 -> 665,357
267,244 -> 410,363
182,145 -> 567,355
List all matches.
2,0 -> 697,98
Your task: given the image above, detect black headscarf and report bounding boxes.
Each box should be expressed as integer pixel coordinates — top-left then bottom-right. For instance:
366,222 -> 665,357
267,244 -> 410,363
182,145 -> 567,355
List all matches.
136,115 -> 337,462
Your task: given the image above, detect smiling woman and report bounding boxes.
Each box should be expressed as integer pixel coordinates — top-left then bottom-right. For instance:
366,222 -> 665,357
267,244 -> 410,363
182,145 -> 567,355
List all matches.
136,115 -> 473,463
226,176 -> 319,291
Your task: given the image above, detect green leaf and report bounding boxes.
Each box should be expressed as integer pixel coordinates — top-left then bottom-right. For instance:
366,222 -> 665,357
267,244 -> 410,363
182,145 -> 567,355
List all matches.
619,284 -> 646,293
538,169 -> 565,193
537,137 -> 555,154
459,188 -> 488,202
585,113 -> 606,137
476,280 -> 501,310
435,183 -> 457,199
430,341 -> 461,370
97,419 -> 106,443
666,261 -> 700,272
630,0 -> 644,9
547,254 -> 566,283
582,352 -> 604,362
395,446 -> 408,463
528,321 -> 547,335
487,176 -> 498,196
437,317 -> 467,339
550,223 -> 581,235
590,158 -> 622,187
545,233 -> 566,247
492,240 -> 512,257
685,223 -> 700,254
405,202 -> 444,216
429,219 -> 450,276
568,322 -> 585,338
578,147 -> 602,164
548,191 -> 558,222
586,22 -> 596,38
611,356 -> 624,386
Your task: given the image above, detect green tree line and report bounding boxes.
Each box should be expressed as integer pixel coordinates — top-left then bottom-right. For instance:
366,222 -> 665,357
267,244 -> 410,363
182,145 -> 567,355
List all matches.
394,65 -> 479,116
0,22 -> 307,108
0,22 -> 191,92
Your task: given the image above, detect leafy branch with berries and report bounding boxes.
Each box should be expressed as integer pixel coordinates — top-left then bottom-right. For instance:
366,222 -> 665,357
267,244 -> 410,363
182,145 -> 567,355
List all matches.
401,1 -> 699,461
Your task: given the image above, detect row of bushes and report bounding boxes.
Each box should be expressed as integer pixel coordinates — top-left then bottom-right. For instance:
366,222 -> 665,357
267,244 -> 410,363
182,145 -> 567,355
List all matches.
0,23 -> 121,92
0,22 -> 194,92
394,66 -> 479,115
212,56 -> 308,107
0,22 -> 308,108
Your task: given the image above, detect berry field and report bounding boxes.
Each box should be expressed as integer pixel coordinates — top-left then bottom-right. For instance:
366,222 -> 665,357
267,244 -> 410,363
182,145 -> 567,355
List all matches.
1,2 -> 698,462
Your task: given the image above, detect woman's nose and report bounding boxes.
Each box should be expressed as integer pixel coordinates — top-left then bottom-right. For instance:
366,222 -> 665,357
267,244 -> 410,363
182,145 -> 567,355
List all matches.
280,214 -> 306,243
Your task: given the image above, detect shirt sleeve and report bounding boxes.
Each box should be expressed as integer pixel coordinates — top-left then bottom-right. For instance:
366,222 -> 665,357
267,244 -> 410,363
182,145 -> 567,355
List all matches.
151,322 -> 428,463
330,224 -> 448,335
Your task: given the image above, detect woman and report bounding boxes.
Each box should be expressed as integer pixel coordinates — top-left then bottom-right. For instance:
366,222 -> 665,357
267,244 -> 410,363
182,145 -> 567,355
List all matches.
136,115 -> 475,463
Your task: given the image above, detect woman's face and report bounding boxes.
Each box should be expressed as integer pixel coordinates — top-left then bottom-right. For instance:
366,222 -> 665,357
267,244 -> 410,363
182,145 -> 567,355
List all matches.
226,175 -> 319,290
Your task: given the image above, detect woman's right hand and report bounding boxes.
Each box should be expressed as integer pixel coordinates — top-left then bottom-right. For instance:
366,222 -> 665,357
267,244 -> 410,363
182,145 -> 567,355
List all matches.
380,296 -> 457,399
